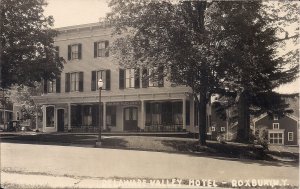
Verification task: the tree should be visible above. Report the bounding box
[108,0,223,145]
[0,0,63,89]
[107,0,299,145]
[8,84,43,128]
[209,2,299,142]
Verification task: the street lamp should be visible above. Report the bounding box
[96,79,103,147]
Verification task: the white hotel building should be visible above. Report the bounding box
[33,22,209,133]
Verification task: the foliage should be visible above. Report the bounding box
[107,0,299,144]
[8,84,42,122]
[206,1,299,142]
[0,0,64,89]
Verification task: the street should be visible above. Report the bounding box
[0,142,298,188]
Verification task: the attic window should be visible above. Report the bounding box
[273,123,279,129]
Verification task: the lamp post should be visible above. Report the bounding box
[96,79,103,146]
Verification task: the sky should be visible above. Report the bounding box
[44,0,111,28]
[43,0,299,94]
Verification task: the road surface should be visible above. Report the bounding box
[1,142,298,188]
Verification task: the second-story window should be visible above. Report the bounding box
[126,69,135,88]
[142,67,164,88]
[43,75,61,94]
[48,80,56,93]
[119,68,140,89]
[91,70,111,91]
[94,41,109,57]
[68,44,82,60]
[65,72,83,92]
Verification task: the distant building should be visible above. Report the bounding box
[253,96,299,146]
[0,92,13,130]
[253,114,298,146]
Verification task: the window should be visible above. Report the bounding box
[211,127,216,131]
[119,68,140,89]
[126,69,135,88]
[273,115,278,120]
[273,123,279,129]
[68,44,82,60]
[46,106,54,127]
[65,72,83,92]
[288,132,294,141]
[94,41,109,57]
[269,132,283,144]
[43,76,61,94]
[91,70,110,91]
[148,67,164,87]
[221,127,225,132]
[71,72,80,91]
[48,80,56,93]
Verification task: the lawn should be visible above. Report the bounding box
[0,132,298,163]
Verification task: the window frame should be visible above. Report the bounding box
[288,132,294,141]
[125,68,135,88]
[70,72,80,92]
[96,70,106,90]
[273,123,280,129]
[48,80,56,93]
[95,40,109,57]
[269,132,284,145]
[221,127,225,132]
[211,126,216,132]
[71,44,79,60]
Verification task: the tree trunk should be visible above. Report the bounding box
[237,91,250,143]
[198,92,207,146]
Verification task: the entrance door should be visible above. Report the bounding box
[124,107,138,131]
[57,109,64,132]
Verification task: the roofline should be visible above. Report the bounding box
[253,113,299,123]
[56,21,114,32]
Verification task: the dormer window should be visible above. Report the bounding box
[273,115,278,120]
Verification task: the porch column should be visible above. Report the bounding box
[68,103,71,131]
[103,102,106,130]
[190,97,195,132]
[182,99,186,130]
[141,100,145,131]
[35,111,39,131]
[42,105,46,132]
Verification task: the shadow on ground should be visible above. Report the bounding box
[0,132,298,167]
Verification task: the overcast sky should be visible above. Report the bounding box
[44,0,110,28]
[44,0,299,94]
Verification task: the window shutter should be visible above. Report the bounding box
[158,66,164,87]
[134,68,140,88]
[105,41,109,57]
[55,46,59,59]
[94,42,97,58]
[43,79,48,94]
[56,75,61,93]
[142,68,148,88]
[65,73,70,92]
[91,71,96,91]
[68,45,71,60]
[79,72,84,92]
[106,70,111,90]
[119,69,125,89]
[78,44,82,59]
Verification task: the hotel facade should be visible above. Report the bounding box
[33,22,210,133]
